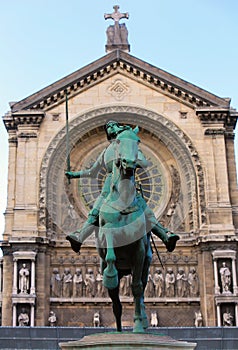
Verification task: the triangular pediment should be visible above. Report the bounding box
[10,50,230,113]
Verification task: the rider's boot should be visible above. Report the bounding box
[66,210,99,253]
[150,221,180,252]
[139,197,179,252]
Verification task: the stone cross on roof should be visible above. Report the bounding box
[104,5,129,24]
[104,5,130,53]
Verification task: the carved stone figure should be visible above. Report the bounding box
[18,308,29,326]
[19,264,30,294]
[73,268,83,297]
[220,262,231,293]
[62,203,79,232]
[165,268,175,297]
[106,25,114,45]
[120,274,132,297]
[153,268,164,297]
[48,311,57,326]
[223,310,233,326]
[51,268,61,297]
[194,311,203,327]
[93,312,100,327]
[95,270,106,297]
[62,268,73,297]
[150,311,158,327]
[145,274,154,297]
[176,268,187,297]
[120,23,129,45]
[84,268,95,297]
[188,267,199,297]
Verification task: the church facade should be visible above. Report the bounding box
[1,9,238,328]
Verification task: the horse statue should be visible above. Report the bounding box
[97,128,150,333]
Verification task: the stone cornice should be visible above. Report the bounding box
[9,50,231,114]
[196,106,237,130]
[3,110,45,132]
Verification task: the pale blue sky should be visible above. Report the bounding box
[0,0,237,239]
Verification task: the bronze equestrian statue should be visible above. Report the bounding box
[65,121,179,332]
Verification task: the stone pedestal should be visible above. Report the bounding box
[59,332,197,349]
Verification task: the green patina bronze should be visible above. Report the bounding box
[65,121,179,333]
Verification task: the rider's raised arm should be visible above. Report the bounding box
[65,150,105,179]
[137,149,148,168]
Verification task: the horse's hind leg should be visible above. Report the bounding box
[108,284,122,332]
[103,231,118,289]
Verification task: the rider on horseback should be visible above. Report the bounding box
[65,120,179,254]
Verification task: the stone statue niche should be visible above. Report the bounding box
[218,260,232,294]
[220,303,235,327]
[17,305,30,327]
[18,262,31,294]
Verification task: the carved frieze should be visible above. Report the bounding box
[49,250,199,301]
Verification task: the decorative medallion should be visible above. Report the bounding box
[107,79,130,100]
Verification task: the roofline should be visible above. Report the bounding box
[10,50,230,112]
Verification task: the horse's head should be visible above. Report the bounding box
[114,128,140,173]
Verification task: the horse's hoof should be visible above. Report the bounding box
[103,267,118,289]
[142,317,149,329]
[66,234,82,253]
[166,233,180,252]
[133,319,145,333]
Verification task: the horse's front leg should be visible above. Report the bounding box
[131,240,146,333]
[103,230,118,289]
[140,234,152,330]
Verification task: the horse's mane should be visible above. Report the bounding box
[116,128,140,142]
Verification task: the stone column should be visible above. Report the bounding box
[0,257,3,293]
[216,303,221,327]
[35,248,48,325]
[1,253,13,325]
[231,257,238,294]
[235,303,238,326]
[3,131,17,241]
[30,259,36,295]
[212,258,220,294]
[12,304,17,327]
[12,257,18,295]
[30,304,35,327]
